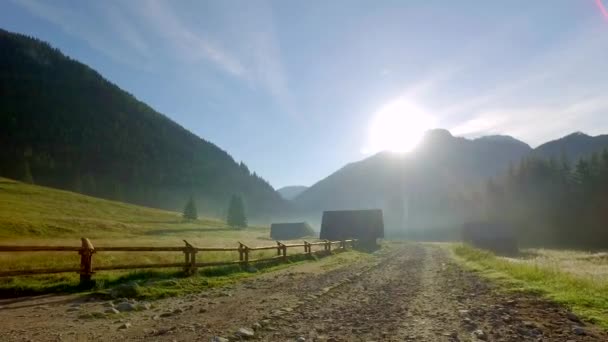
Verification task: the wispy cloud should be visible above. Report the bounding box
[12,0,152,67]
[133,0,244,76]
[13,0,295,116]
[430,20,608,145]
[452,96,608,146]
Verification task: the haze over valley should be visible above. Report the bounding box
[2,2,608,341]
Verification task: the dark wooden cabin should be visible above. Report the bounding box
[320,209,384,246]
[462,221,518,256]
[270,222,315,240]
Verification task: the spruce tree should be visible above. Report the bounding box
[227,194,247,228]
[183,196,198,220]
[22,160,34,184]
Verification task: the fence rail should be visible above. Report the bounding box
[0,238,356,285]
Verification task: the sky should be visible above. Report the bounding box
[2,0,608,188]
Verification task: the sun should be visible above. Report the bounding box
[363,98,437,154]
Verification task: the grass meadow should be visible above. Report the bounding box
[0,178,328,298]
[452,244,608,329]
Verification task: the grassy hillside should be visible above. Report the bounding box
[0,177,229,239]
[0,178,326,297]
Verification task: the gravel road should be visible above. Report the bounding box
[0,243,605,341]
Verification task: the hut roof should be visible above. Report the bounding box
[270,222,315,240]
[320,209,384,241]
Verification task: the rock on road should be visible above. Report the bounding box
[0,243,606,341]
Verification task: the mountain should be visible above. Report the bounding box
[292,129,532,236]
[277,186,309,200]
[0,29,286,220]
[534,132,608,162]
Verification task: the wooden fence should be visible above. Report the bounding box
[0,238,357,285]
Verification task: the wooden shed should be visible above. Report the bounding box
[270,222,315,240]
[320,209,384,246]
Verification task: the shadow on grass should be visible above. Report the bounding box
[143,228,234,235]
[0,252,335,300]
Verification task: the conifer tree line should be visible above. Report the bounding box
[227,194,247,228]
[182,194,248,229]
[478,149,608,249]
[182,196,198,220]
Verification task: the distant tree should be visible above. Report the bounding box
[574,159,591,186]
[21,160,34,184]
[183,196,198,220]
[227,194,247,228]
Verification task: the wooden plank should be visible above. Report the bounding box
[307,242,327,246]
[248,246,279,251]
[196,247,240,252]
[94,246,186,252]
[94,262,187,271]
[0,267,80,277]
[0,246,82,252]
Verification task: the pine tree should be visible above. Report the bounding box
[183,196,198,220]
[227,194,247,228]
[21,160,34,184]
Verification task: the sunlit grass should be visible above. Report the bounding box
[0,177,324,297]
[451,244,608,329]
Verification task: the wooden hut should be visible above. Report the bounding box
[270,222,315,240]
[320,209,384,246]
[462,221,518,256]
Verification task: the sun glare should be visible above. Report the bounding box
[364,98,437,154]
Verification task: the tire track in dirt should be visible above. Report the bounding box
[1,244,607,341]
[248,244,608,342]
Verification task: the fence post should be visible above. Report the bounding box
[304,241,309,255]
[276,241,282,256]
[183,240,197,275]
[326,240,332,253]
[281,243,287,261]
[79,238,95,286]
[238,242,245,262]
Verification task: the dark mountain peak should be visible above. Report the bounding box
[534,132,608,162]
[563,131,591,139]
[424,128,453,139]
[474,135,531,149]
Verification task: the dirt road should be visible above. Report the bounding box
[1,243,606,341]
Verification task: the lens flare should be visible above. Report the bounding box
[597,0,608,20]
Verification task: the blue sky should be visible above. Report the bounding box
[3,0,608,188]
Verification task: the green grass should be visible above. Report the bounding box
[451,244,608,329]
[0,177,232,238]
[0,177,330,297]
[0,250,370,299]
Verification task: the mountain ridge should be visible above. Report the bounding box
[291,129,608,235]
[277,186,309,200]
[0,28,286,220]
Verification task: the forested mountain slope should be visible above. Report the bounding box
[294,129,532,212]
[0,29,286,219]
[534,132,608,162]
[292,129,532,235]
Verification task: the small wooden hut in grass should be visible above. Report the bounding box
[270,222,315,240]
[320,209,384,247]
